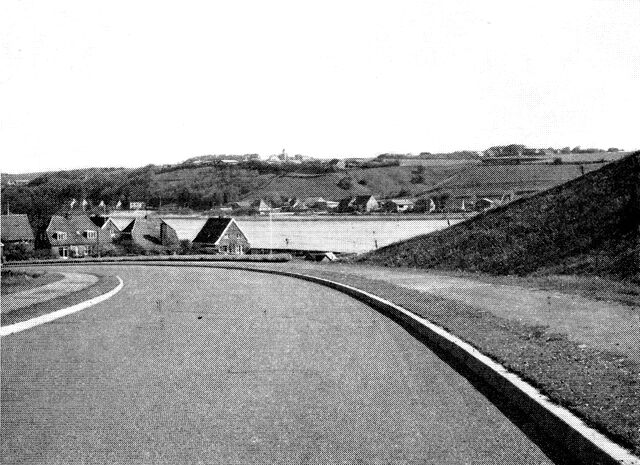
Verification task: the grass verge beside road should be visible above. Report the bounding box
[1,274,120,327]
[1,269,64,295]
[406,269,640,308]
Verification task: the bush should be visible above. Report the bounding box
[3,242,35,261]
[178,239,193,255]
[337,177,353,190]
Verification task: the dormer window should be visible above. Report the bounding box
[86,230,97,240]
[55,231,67,240]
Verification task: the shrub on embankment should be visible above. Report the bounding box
[357,152,640,282]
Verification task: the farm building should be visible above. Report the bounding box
[193,217,250,254]
[337,195,379,213]
[119,218,180,252]
[44,214,105,258]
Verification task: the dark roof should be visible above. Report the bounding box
[90,215,108,227]
[1,214,35,242]
[193,218,234,244]
[123,218,176,247]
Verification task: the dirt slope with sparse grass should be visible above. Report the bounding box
[357,152,640,282]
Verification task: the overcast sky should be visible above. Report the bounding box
[1,0,639,173]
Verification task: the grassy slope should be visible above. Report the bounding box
[358,152,640,281]
[423,162,607,196]
[243,165,465,199]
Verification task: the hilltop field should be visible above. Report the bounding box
[357,152,640,283]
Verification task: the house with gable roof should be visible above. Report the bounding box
[45,213,104,258]
[231,199,272,215]
[1,214,35,246]
[193,217,250,254]
[1,214,36,260]
[118,217,179,252]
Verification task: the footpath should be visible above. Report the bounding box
[1,272,99,314]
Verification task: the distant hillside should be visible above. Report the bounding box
[244,165,465,200]
[357,152,640,282]
[420,163,607,198]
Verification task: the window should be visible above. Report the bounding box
[86,230,97,240]
[58,247,69,258]
[55,231,67,240]
[220,245,228,253]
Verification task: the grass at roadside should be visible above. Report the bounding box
[1,274,120,326]
[408,268,640,308]
[258,265,640,456]
[1,269,64,295]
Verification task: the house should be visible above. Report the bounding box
[45,214,104,258]
[337,195,379,213]
[109,217,135,232]
[90,215,124,241]
[231,199,272,215]
[413,197,437,213]
[302,197,327,209]
[326,159,346,170]
[118,218,179,252]
[381,199,415,213]
[129,201,146,210]
[162,218,208,241]
[1,214,36,259]
[1,214,35,246]
[193,217,250,254]
[282,198,308,212]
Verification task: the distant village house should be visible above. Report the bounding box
[337,195,379,213]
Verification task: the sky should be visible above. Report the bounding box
[1,0,639,173]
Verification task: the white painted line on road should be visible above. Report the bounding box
[0,276,124,337]
[293,274,640,465]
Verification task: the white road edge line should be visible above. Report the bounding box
[297,273,640,465]
[0,276,124,337]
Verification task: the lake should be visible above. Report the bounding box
[161,216,462,253]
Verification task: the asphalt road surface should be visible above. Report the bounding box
[1,265,553,464]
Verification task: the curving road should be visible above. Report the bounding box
[1,265,553,464]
